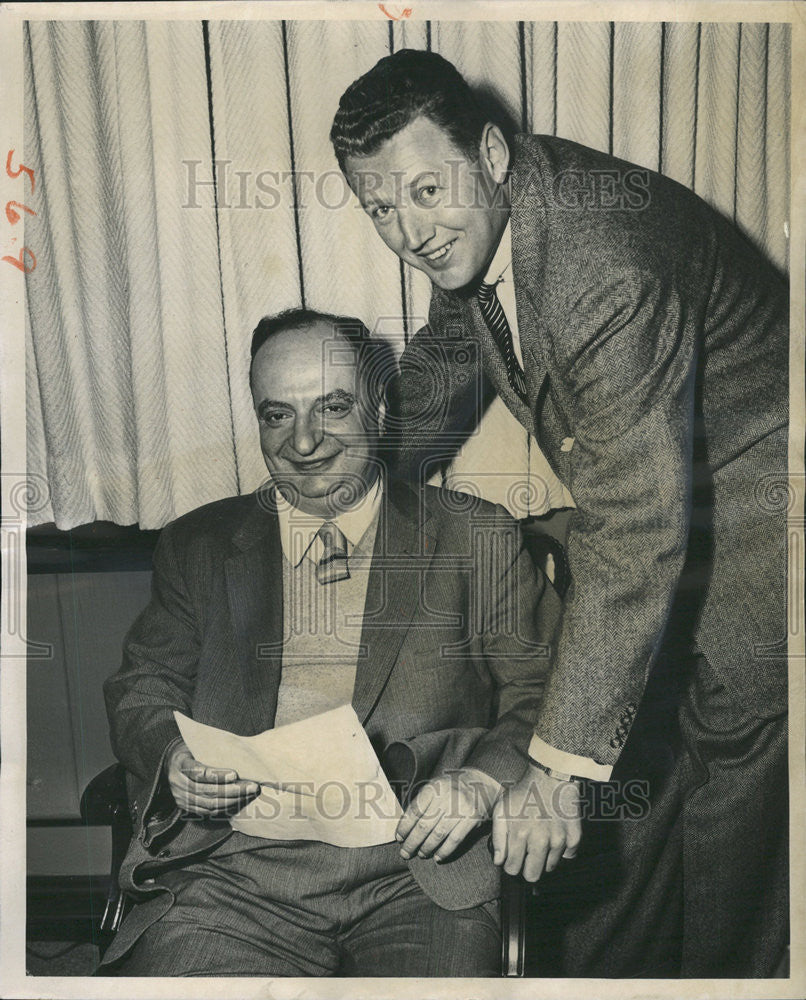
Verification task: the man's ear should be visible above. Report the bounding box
[478,123,510,186]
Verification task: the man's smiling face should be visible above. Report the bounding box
[251,322,379,516]
[344,116,510,291]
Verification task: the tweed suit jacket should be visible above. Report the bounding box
[392,134,788,769]
[103,478,555,944]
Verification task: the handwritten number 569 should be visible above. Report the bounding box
[4,150,37,273]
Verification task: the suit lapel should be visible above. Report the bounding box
[511,269,548,417]
[352,483,436,725]
[225,490,284,735]
[509,159,579,483]
[509,160,549,421]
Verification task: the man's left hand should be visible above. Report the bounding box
[395,769,502,862]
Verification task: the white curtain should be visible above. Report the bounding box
[25,21,237,529]
[24,18,791,529]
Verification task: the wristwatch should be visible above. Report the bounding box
[527,755,582,785]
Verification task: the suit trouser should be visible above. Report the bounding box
[102,837,501,977]
[529,651,788,977]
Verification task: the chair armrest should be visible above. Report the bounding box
[520,520,570,598]
[500,872,530,976]
[80,764,133,938]
[80,763,129,826]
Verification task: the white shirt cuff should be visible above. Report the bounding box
[527,734,613,782]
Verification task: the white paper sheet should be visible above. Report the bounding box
[173,705,403,847]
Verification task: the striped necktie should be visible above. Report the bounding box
[477,280,528,401]
[315,522,350,585]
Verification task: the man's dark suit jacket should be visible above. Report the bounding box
[392,134,788,769]
[103,479,555,960]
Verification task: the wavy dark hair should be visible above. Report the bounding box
[330,49,504,170]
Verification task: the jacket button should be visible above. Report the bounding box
[157,849,171,858]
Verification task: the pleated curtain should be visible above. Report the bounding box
[24,18,791,529]
[25,21,236,529]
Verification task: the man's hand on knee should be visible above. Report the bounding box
[165,739,260,817]
[396,768,502,863]
[491,764,582,882]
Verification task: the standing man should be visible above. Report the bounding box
[331,49,789,977]
[101,308,558,977]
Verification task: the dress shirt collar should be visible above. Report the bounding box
[482,220,513,288]
[274,476,383,567]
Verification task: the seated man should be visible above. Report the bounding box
[99,308,560,977]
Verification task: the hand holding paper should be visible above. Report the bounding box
[165,740,260,817]
[173,705,403,848]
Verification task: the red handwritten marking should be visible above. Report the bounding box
[6,150,35,194]
[6,200,36,225]
[379,4,412,20]
[4,149,38,273]
[2,247,36,273]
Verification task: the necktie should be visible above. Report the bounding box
[315,522,350,585]
[477,280,528,401]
